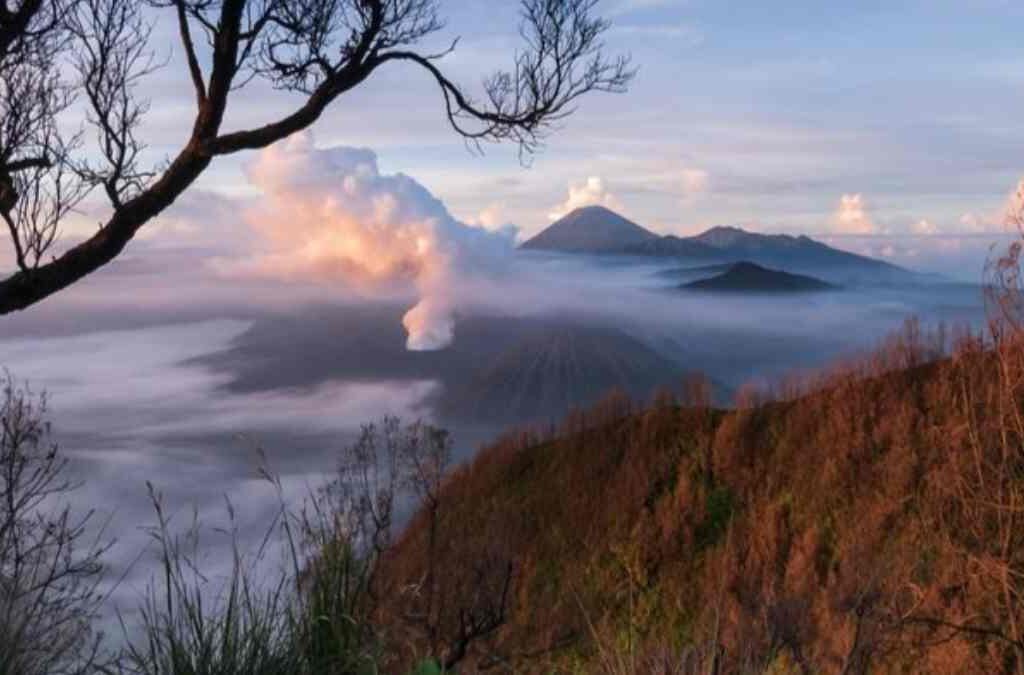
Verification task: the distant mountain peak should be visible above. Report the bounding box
[520,205,657,253]
[701,225,746,235]
[569,204,620,217]
[683,261,837,294]
[693,225,753,248]
[727,260,772,274]
[694,225,808,248]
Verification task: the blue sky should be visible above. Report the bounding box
[82,1,1024,277]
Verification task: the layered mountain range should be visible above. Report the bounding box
[521,205,909,283]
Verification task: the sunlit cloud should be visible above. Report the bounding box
[548,176,625,221]
[679,168,710,202]
[832,193,880,235]
[911,219,938,235]
[467,202,516,233]
[953,177,1024,235]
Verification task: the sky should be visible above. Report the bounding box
[21,0,1024,281]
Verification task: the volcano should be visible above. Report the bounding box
[682,261,837,293]
[438,322,691,424]
[519,205,657,253]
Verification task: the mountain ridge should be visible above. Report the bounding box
[379,326,1020,673]
[521,206,909,281]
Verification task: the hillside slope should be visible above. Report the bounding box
[437,324,692,425]
[691,226,907,280]
[619,234,721,259]
[380,325,1024,673]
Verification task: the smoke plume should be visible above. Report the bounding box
[225,133,515,350]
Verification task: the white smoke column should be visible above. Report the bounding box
[235,133,514,350]
[402,247,455,351]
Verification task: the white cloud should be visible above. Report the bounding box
[679,168,710,201]
[1003,177,1024,229]
[548,176,624,221]
[139,189,247,246]
[910,219,938,235]
[607,0,681,16]
[959,212,994,233]
[612,22,704,46]
[468,202,512,231]
[955,176,1024,234]
[832,193,880,235]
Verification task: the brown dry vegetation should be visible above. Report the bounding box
[374,318,1024,674]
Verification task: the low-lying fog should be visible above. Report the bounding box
[0,247,988,639]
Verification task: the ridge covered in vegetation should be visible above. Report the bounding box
[375,319,1024,673]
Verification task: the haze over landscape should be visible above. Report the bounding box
[2,0,1024,672]
[0,187,988,652]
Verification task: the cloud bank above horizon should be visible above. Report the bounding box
[12,1,1022,285]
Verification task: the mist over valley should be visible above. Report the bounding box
[0,217,987,626]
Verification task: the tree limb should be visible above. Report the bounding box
[0,0,632,313]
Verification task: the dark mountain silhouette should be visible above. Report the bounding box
[690,226,904,276]
[438,323,694,425]
[682,261,837,293]
[522,207,910,282]
[619,234,720,259]
[692,224,773,249]
[655,262,734,281]
[519,205,657,253]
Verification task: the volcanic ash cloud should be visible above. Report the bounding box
[234,133,515,350]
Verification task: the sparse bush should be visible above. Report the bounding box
[0,375,111,675]
[116,485,305,675]
[115,424,407,675]
[693,486,734,553]
[117,416,508,675]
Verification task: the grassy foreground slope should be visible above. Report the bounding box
[379,322,1024,674]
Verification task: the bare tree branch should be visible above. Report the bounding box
[69,0,162,210]
[376,0,634,157]
[0,374,113,675]
[0,0,633,314]
[173,0,207,107]
[0,0,87,274]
